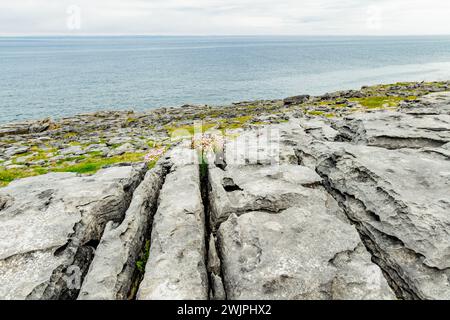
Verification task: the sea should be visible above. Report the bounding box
[1,35,450,123]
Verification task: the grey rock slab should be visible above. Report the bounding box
[318,144,450,269]
[5,164,26,170]
[208,163,344,230]
[333,110,450,149]
[107,136,133,146]
[84,143,107,152]
[0,119,52,137]
[283,95,310,106]
[78,163,167,300]
[59,145,84,156]
[5,145,30,157]
[297,118,339,142]
[224,123,299,166]
[217,209,395,300]
[419,91,450,106]
[108,143,135,157]
[442,142,450,150]
[0,165,146,300]
[136,148,208,300]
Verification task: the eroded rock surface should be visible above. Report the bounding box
[136,148,209,300]
[218,209,394,299]
[289,93,450,299]
[78,162,168,300]
[303,143,450,299]
[0,165,146,300]
[1,89,449,300]
[208,135,394,299]
[333,111,450,149]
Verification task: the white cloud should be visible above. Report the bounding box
[0,0,449,35]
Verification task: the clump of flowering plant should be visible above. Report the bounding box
[144,147,165,163]
[190,133,224,176]
[191,133,224,153]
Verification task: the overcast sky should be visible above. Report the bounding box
[1,0,450,36]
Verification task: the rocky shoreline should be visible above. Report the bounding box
[0,81,449,187]
[0,81,449,300]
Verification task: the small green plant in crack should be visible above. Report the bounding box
[200,155,208,181]
[136,240,151,274]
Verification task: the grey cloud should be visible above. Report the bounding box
[0,0,449,35]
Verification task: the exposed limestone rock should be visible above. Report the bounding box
[136,148,208,300]
[0,194,13,210]
[310,143,450,299]
[286,95,450,299]
[108,143,135,157]
[78,163,167,300]
[333,111,450,149]
[418,91,450,106]
[0,118,53,137]
[283,95,310,106]
[0,165,146,300]
[217,209,395,300]
[208,164,345,230]
[1,86,449,301]
[4,145,30,157]
[442,142,450,150]
[209,130,394,299]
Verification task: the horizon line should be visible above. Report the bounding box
[1,33,450,38]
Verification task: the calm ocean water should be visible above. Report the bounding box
[1,36,450,123]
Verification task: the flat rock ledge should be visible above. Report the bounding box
[0,91,449,300]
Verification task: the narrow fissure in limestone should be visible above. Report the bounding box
[127,163,171,300]
[200,159,227,300]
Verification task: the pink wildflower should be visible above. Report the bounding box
[144,147,165,163]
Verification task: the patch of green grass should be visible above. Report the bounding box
[0,151,158,187]
[308,110,337,118]
[307,110,325,116]
[58,162,104,174]
[218,115,253,131]
[0,167,48,187]
[361,81,448,98]
[63,132,78,139]
[53,152,146,174]
[33,167,49,175]
[393,81,414,86]
[0,139,17,145]
[349,96,404,109]
[318,100,335,106]
[25,146,56,162]
[147,140,157,148]
[166,122,217,138]
[0,168,28,185]
[88,151,103,157]
[126,117,137,125]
